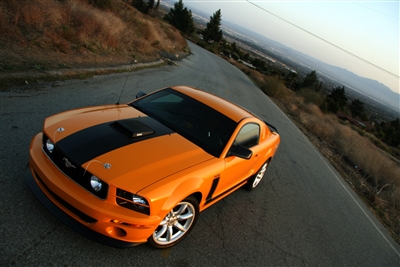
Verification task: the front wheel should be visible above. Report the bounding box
[148,196,199,249]
[245,160,270,191]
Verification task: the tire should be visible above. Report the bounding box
[147,196,199,249]
[245,160,270,191]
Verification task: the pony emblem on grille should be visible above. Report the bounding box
[63,157,76,169]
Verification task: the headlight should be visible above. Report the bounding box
[116,189,150,215]
[46,139,54,153]
[90,176,103,192]
[132,195,148,207]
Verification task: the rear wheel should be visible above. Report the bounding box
[245,160,270,191]
[148,196,198,248]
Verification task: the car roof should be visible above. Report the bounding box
[171,86,254,123]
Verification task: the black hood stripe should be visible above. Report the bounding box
[56,116,174,165]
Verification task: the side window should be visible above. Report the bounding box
[234,123,260,149]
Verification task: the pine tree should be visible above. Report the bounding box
[133,0,159,15]
[302,70,318,89]
[350,99,366,119]
[164,0,195,34]
[132,0,146,13]
[202,9,222,44]
[327,86,347,112]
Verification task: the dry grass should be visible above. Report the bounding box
[287,93,400,242]
[231,59,400,243]
[0,0,187,72]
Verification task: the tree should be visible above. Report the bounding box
[202,9,223,44]
[222,49,231,57]
[322,97,340,114]
[230,42,243,59]
[323,86,348,113]
[251,58,265,70]
[164,0,195,34]
[285,71,298,88]
[386,118,400,147]
[133,0,160,15]
[350,99,366,119]
[231,42,237,53]
[329,86,347,107]
[132,0,146,13]
[377,118,400,147]
[302,70,318,89]
[231,52,240,60]
[147,0,155,13]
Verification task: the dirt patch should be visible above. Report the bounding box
[0,38,186,90]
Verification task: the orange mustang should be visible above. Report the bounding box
[26,86,280,248]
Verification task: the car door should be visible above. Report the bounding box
[215,122,264,195]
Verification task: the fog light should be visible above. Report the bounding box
[90,176,102,192]
[105,226,127,237]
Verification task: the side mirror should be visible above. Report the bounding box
[136,91,147,99]
[228,145,252,159]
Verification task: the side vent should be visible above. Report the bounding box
[112,119,154,138]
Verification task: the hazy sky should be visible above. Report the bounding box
[183,0,399,95]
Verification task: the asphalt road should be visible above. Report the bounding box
[1,41,399,266]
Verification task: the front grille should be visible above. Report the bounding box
[35,171,98,223]
[42,133,108,199]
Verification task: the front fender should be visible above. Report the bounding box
[160,177,204,212]
[139,176,205,220]
[140,158,224,218]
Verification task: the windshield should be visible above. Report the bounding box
[130,88,237,158]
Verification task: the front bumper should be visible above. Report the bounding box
[24,166,139,248]
[26,133,160,248]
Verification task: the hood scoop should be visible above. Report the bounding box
[112,119,154,138]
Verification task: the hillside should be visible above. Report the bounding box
[226,22,400,112]
[289,53,400,110]
[0,0,188,85]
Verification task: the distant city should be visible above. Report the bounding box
[162,1,399,120]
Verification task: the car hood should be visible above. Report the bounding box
[44,104,214,192]
[92,134,213,192]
